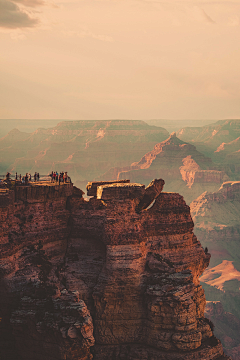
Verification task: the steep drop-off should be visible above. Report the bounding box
[0,180,230,360]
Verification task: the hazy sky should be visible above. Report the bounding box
[0,0,240,120]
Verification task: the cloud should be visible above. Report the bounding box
[0,0,39,28]
[11,0,46,7]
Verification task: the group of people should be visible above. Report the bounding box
[15,172,40,183]
[3,171,70,185]
[49,171,70,184]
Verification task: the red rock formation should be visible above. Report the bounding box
[0,180,231,359]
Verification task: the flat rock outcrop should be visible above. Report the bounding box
[0,180,230,359]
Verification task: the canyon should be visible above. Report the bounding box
[190,181,240,359]
[102,132,228,204]
[0,120,169,185]
[0,179,230,360]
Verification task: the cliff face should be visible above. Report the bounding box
[0,181,230,360]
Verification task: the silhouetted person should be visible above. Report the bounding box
[15,172,17,180]
[204,247,208,254]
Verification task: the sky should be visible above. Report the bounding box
[0,0,240,120]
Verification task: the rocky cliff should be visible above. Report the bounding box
[0,180,230,360]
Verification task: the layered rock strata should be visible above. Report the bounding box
[0,181,230,359]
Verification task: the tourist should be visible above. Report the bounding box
[25,173,28,184]
[15,172,17,180]
[56,171,58,182]
[53,172,56,182]
[19,174,22,182]
[64,172,67,183]
[29,173,31,181]
[37,173,40,181]
[34,172,37,182]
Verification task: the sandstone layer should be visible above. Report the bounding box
[0,180,230,359]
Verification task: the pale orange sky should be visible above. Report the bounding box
[0,0,240,120]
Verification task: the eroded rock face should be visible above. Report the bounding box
[11,291,94,360]
[0,180,231,359]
